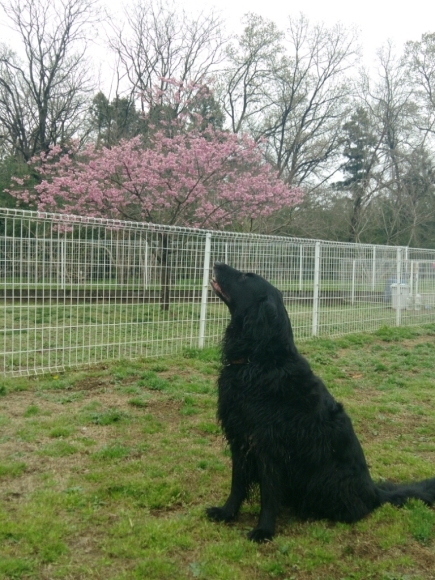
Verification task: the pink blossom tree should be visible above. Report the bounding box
[10,80,302,227]
[11,131,301,230]
[8,82,302,307]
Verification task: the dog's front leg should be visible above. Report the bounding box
[206,448,251,523]
[248,468,279,542]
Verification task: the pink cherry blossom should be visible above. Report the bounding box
[9,82,302,230]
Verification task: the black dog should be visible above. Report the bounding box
[207,262,435,542]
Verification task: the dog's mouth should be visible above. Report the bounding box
[211,275,230,302]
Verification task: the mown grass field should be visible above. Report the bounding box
[1,324,435,579]
[2,298,435,376]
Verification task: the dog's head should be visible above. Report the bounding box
[211,262,293,353]
[211,262,278,312]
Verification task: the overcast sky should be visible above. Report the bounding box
[2,0,434,92]
[3,0,434,62]
[178,0,435,66]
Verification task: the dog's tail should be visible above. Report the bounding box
[376,477,435,507]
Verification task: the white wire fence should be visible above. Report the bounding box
[1,208,435,376]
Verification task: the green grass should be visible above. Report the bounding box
[1,297,435,377]
[2,275,435,294]
[1,324,435,579]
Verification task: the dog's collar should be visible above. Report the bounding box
[226,358,250,366]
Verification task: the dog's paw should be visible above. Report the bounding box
[247,527,274,543]
[206,506,234,522]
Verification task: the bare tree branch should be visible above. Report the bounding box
[0,0,99,160]
[108,0,226,114]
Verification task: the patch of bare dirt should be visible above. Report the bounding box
[400,336,435,348]
[71,376,113,390]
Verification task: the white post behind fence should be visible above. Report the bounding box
[144,240,149,289]
[299,245,304,291]
[410,261,414,296]
[199,233,212,348]
[351,260,356,305]
[372,247,376,291]
[60,238,66,290]
[312,242,320,336]
[396,247,402,327]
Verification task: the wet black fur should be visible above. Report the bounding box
[206,263,435,542]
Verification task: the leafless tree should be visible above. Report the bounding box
[264,16,360,189]
[220,14,360,190]
[347,42,435,247]
[405,32,435,139]
[0,0,98,161]
[219,13,284,135]
[108,0,225,115]
[358,43,423,244]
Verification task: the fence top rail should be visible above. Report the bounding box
[1,206,434,255]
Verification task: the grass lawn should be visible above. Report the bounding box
[2,299,435,376]
[1,324,435,579]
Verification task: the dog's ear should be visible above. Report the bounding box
[258,294,278,324]
[246,294,279,342]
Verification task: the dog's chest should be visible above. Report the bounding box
[217,372,281,432]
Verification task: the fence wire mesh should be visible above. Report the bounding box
[1,208,435,376]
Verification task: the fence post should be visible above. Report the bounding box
[60,238,66,290]
[299,245,304,291]
[372,246,376,291]
[199,232,212,348]
[144,240,149,289]
[312,241,320,337]
[410,260,414,296]
[351,260,356,305]
[396,247,402,327]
